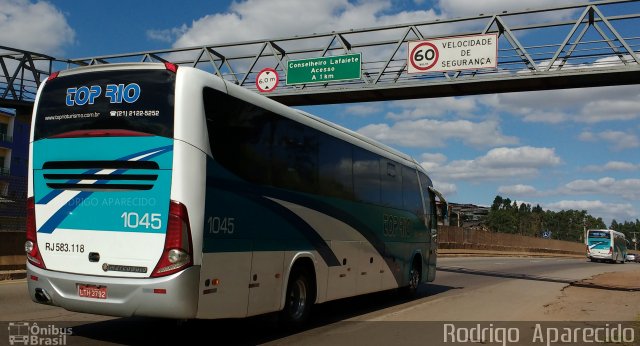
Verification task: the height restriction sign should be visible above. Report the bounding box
[256,68,279,92]
[408,34,498,74]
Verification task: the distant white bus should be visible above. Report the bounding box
[26,62,447,326]
[586,229,627,263]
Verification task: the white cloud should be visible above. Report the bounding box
[172,0,439,49]
[579,99,640,123]
[584,161,639,172]
[498,184,538,196]
[0,0,74,55]
[147,24,188,43]
[478,85,640,125]
[544,200,637,223]
[599,131,640,150]
[429,161,535,181]
[578,131,596,142]
[436,0,584,18]
[386,97,478,120]
[562,177,640,200]
[421,146,561,181]
[344,104,383,117]
[421,152,448,172]
[477,146,561,168]
[356,119,517,148]
[421,152,448,163]
[578,130,640,151]
[433,180,457,196]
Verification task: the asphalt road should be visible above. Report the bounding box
[1,257,639,345]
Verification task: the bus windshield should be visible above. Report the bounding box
[34,69,175,140]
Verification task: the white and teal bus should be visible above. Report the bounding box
[26,62,446,325]
[586,229,627,263]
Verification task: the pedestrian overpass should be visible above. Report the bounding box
[2,0,640,114]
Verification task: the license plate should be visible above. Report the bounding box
[78,284,107,299]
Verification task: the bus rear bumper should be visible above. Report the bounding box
[587,254,614,262]
[27,263,200,319]
[588,253,612,259]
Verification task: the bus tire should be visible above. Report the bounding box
[280,266,314,329]
[401,257,422,299]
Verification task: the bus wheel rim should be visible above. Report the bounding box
[289,278,307,320]
[409,268,420,289]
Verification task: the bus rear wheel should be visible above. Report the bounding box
[280,267,314,328]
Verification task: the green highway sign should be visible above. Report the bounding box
[286,53,362,85]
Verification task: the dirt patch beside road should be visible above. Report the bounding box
[542,268,640,321]
[577,269,640,291]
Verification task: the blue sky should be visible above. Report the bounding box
[2,0,639,224]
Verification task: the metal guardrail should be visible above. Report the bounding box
[1,0,640,107]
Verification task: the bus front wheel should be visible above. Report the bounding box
[401,257,422,299]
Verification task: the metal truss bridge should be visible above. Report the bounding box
[2,0,640,111]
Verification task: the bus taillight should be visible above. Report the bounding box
[25,197,46,269]
[46,71,60,81]
[608,246,613,254]
[151,201,193,277]
[164,62,178,73]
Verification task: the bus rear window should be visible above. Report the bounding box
[588,231,610,239]
[34,69,175,140]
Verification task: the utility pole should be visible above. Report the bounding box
[631,232,639,251]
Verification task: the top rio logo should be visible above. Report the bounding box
[65,83,141,106]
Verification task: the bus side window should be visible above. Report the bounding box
[380,158,402,209]
[271,118,319,194]
[204,87,273,186]
[318,134,354,200]
[353,148,381,204]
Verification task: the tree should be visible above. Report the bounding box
[610,219,619,230]
[491,196,504,211]
[485,195,607,242]
[533,204,543,213]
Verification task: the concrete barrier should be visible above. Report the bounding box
[0,231,26,270]
[0,231,26,269]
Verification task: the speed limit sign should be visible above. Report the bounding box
[408,42,439,72]
[408,35,498,74]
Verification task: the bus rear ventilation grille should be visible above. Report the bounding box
[42,160,158,191]
[42,160,159,170]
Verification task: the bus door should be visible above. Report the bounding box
[418,173,442,282]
